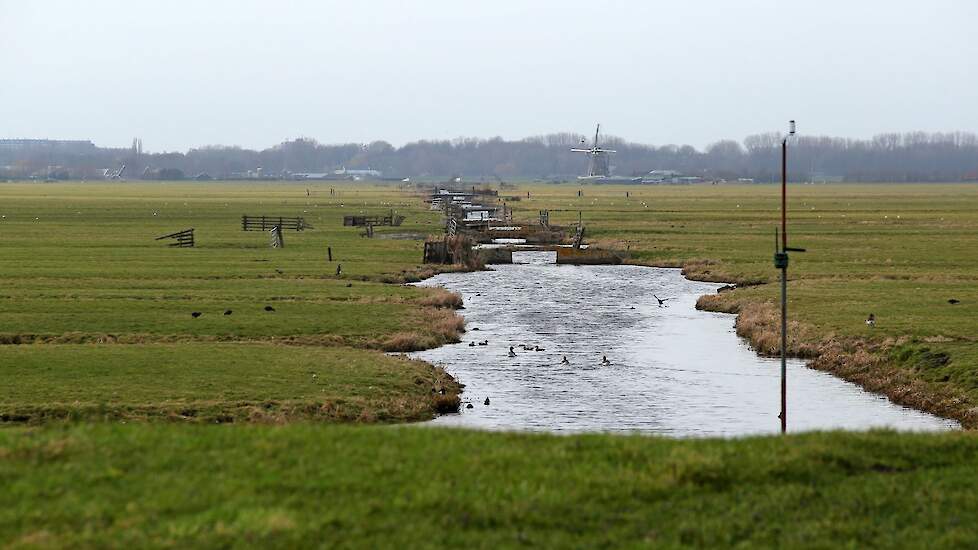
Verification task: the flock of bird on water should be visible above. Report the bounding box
[181,282,964,411]
[459,294,678,410]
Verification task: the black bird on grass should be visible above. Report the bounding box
[949,299,960,305]
[224,310,232,315]
[866,313,876,327]
[191,312,202,318]
[264,305,276,312]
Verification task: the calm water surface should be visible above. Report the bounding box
[411,252,956,437]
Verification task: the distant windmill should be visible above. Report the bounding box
[571,124,616,179]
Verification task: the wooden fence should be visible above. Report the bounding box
[242,215,309,232]
[343,211,405,227]
[155,228,194,248]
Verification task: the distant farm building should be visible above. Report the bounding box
[333,168,382,179]
[642,170,701,184]
[291,172,333,180]
[290,168,383,181]
[810,172,845,183]
[0,139,97,155]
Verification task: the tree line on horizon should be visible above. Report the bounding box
[2,131,977,182]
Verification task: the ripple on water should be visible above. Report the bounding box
[411,252,957,437]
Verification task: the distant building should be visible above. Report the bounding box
[810,172,844,183]
[291,172,334,180]
[334,167,382,179]
[0,139,96,154]
[642,170,683,184]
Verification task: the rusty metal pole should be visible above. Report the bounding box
[780,135,788,434]
[777,120,796,434]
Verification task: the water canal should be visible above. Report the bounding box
[411,252,957,437]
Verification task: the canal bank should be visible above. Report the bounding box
[411,252,956,436]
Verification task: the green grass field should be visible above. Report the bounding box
[0,182,464,423]
[3,180,978,546]
[3,425,978,547]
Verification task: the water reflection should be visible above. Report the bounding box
[411,252,957,436]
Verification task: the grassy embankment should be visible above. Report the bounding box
[505,183,978,426]
[4,425,978,547]
[0,182,464,423]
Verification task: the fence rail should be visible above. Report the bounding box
[343,211,405,227]
[155,228,195,248]
[242,215,309,232]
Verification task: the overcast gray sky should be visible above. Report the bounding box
[2,0,976,152]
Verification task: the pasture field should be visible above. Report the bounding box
[0,182,464,423]
[3,180,978,546]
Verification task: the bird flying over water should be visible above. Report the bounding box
[653,294,673,307]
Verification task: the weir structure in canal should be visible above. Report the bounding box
[422,186,628,265]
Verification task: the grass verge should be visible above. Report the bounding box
[3,425,978,547]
